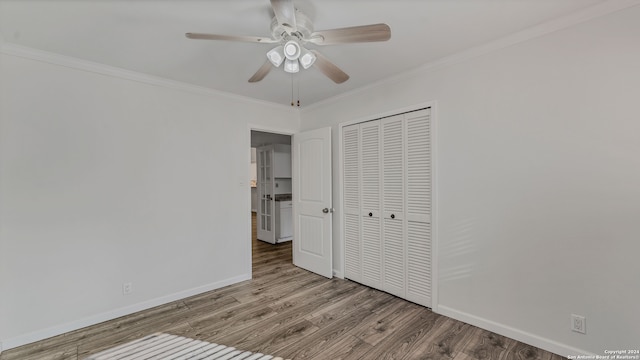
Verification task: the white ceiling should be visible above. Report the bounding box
[0,0,607,107]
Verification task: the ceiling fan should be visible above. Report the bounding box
[186,0,391,84]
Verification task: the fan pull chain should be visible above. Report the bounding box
[297,77,300,107]
[289,74,301,107]
[291,73,295,107]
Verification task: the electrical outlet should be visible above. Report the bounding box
[122,282,133,295]
[571,314,586,334]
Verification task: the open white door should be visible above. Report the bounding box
[292,127,333,278]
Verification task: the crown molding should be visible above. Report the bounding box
[303,0,640,112]
[0,42,295,112]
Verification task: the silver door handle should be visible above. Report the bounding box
[322,208,335,213]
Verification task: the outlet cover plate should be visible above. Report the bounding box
[571,314,586,334]
[123,282,133,295]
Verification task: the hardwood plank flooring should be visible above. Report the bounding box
[0,213,566,360]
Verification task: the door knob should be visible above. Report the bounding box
[368,212,373,217]
[323,208,329,213]
[391,214,395,219]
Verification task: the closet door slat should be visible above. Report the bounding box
[343,125,361,281]
[382,115,405,297]
[359,121,382,288]
[405,109,432,307]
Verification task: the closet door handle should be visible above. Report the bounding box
[368,212,373,217]
[390,214,395,219]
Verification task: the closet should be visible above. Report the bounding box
[343,108,432,307]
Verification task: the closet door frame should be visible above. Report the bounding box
[337,101,438,311]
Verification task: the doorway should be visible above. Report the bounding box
[250,130,294,271]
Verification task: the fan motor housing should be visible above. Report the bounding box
[270,10,313,41]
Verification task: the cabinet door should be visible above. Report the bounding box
[381,115,405,297]
[343,125,361,282]
[359,121,382,289]
[405,109,432,307]
[273,144,292,178]
[278,202,293,240]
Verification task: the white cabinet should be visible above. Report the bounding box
[342,108,432,308]
[275,201,293,242]
[273,144,291,178]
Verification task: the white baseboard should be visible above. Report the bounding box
[2,274,251,351]
[332,269,344,279]
[436,305,594,357]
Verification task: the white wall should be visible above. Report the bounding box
[274,179,292,195]
[301,6,640,355]
[0,50,298,348]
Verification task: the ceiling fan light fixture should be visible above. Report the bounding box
[283,40,301,60]
[284,59,300,73]
[299,48,316,69]
[266,45,285,67]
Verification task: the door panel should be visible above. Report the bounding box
[257,146,275,243]
[343,125,361,281]
[405,109,432,307]
[406,221,431,305]
[406,110,431,223]
[298,215,325,256]
[293,127,333,278]
[344,213,361,281]
[361,216,382,287]
[359,121,382,288]
[382,115,405,297]
[360,122,381,214]
[382,218,404,296]
[382,116,404,215]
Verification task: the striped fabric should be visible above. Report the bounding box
[85,333,289,360]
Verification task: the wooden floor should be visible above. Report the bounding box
[1,213,565,360]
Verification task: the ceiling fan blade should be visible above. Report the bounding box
[308,23,391,45]
[270,0,297,32]
[248,61,273,83]
[311,50,349,84]
[185,33,278,44]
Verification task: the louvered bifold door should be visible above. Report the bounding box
[404,109,432,307]
[359,121,383,289]
[343,125,361,282]
[381,115,406,297]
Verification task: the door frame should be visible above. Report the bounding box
[248,125,295,272]
[336,101,439,311]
